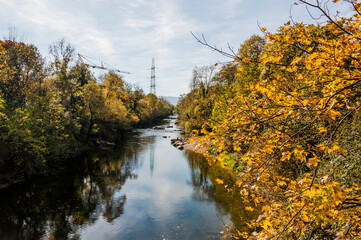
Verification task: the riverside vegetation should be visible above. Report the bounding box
[176,0,361,239]
[0,38,173,183]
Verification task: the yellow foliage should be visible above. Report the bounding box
[215,178,224,184]
[187,1,361,237]
[245,206,254,211]
[178,1,361,238]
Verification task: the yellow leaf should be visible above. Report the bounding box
[308,156,319,166]
[301,213,310,222]
[329,109,341,120]
[245,206,254,211]
[262,205,271,212]
[332,145,340,151]
[280,151,291,161]
[340,147,347,157]
[215,178,224,184]
[318,127,328,133]
[263,219,272,230]
[278,181,287,186]
[236,180,242,187]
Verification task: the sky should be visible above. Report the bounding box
[0,0,351,97]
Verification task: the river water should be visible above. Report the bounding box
[0,117,250,240]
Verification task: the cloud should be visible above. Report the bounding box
[0,0,115,55]
[0,0,317,97]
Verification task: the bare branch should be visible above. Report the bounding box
[190,31,239,60]
[329,105,361,143]
[299,0,361,40]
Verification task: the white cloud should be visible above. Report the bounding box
[0,0,115,55]
[0,0,317,96]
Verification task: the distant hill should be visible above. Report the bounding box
[159,96,179,106]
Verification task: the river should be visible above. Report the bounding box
[0,117,251,240]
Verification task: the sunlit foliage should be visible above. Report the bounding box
[0,39,173,177]
[177,1,361,238]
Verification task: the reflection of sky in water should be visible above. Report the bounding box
[79,120,231,239]
[0,118,240,240]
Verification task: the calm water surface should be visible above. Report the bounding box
[0,117,251,240]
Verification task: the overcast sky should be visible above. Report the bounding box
[0,0,350,97]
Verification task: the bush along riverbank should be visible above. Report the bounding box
[176,2,361,239]
[0,39,173,186]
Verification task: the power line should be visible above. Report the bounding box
[78,54,130,74]
[150,58,156,95]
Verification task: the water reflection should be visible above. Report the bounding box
[184,151,255,236]
[0,119,255,240]
[0,139,145,240]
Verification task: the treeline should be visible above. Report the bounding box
[177,1,361,239]
[0,38,173,177]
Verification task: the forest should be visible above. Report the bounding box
[0,38,173,181]
[176,0,361,239]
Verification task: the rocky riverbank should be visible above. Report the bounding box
[171,137,203,152]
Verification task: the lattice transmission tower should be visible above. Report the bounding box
[150,58,156,95]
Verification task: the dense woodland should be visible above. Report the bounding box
[177,0,361,239]
[0,38,173,179]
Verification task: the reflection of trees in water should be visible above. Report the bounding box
[184,150,256,236]
[0,176,90,240]
[103,195,127,222]
[186,151,215,202]
[0,135,152,240]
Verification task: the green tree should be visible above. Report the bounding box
[0,40,46,110]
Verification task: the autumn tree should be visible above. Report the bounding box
[178,1,361,239]
[0,37,173,179]
[48,38,77,107]
[0,40,46,109]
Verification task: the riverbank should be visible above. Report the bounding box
[0,116,245,240]
[0,39,175,190]
[0,116,175,189]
